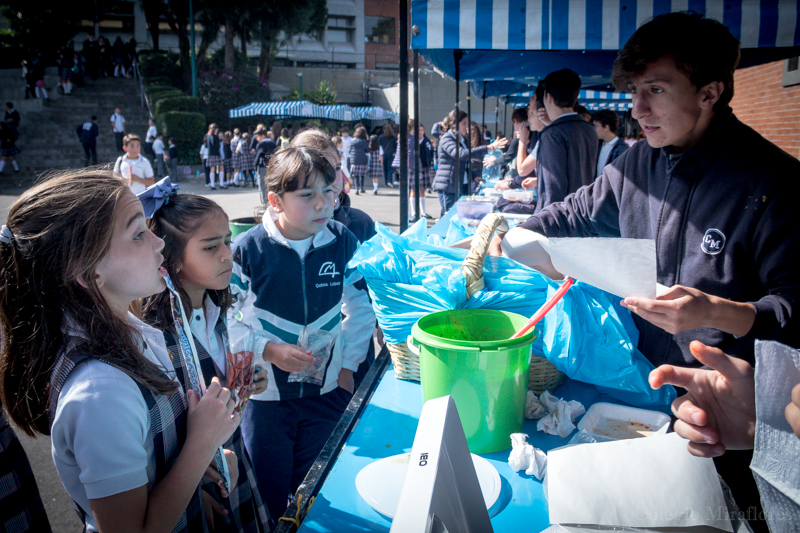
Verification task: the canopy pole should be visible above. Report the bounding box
[494,98,499,137]
[399,0,409,232]
[454,50,461,203]
[413,51,420,223]
[466,82,472,197]
[503,101,508,139]
[481,81,486,140]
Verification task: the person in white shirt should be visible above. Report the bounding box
[152,133,165,178]
[113,134,154,194]
[144,118,157,163]
[110,107,126,153]
[340,126,353,177]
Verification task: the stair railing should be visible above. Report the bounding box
[133,61,153,120]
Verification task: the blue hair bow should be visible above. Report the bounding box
[136,177,180,219]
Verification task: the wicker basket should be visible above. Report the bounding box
[388,213,565,392]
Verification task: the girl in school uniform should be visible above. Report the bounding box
[367,134,382,195]
[206,124,223,190]
[347,126,369,195]
[140,186,272,532]
[231,128,243,186]
[0,170,240,532]
[238,133,256,187]
[222,131,233,189]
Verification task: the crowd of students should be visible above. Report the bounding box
[1,11,799,533]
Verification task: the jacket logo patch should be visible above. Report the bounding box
[701,229,726,255]
[318,261,340,278]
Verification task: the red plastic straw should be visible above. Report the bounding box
[510,277,575,339]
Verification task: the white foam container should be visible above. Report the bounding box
[577,402,671,442]
[502,190,535,202]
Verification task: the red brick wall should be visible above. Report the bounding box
[365,0,400,69]
[730,60,800,159]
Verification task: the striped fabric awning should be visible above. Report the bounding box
[412,1,800,84]
[228,102,398,121]
[412,0,800,51]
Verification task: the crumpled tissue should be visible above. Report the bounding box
[526,390,585,438]
[508,433,547,480]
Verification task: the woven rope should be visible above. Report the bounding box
[391,213,563,389]
[462,213,509,299]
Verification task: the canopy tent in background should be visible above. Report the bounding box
[502,89,633,112]
[412,0,800,86]
[228,101,399,122]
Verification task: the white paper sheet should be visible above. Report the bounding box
[501,228,657,299]
[547,433,733,532]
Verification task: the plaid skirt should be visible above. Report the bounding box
[408,167,432,190]
[350,163,367,179]
[224,158,233,174]
[239,150,256,172]
[1,409,52,532]
[368,153,382,179]
[207,155,223,168]
[1,146,21,157]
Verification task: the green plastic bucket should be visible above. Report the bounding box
[409,309,538,454]
[230,217,258,239]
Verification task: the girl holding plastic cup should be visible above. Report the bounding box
[140,184,271,532]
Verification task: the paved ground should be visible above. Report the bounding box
[0,177,438,530]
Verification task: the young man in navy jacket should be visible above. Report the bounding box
[491,14,799,526]
[534,69,599,212]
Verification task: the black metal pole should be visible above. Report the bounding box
[494,98,499,137]
[413,51,420,222]
[399,0,409,231]
[503,101,508,138]
[466,82,472,196]
[454,50,461,202]
[482,81,486,139]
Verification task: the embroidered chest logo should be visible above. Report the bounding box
[318,261,340,278]
[701,229,726,255]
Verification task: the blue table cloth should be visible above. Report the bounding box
[298,365,661,532]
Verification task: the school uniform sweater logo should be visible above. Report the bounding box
[318,261,339,278]
[701,229,726,255]
[316,261,341,289]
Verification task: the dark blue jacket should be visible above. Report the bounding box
[521,110,800,367]
[596,137,629,176]
[534,114,598,213]
[348,137,369,166]
[254,138,276,168]
[76,121,99,145]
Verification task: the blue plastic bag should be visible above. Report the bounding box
[350,221,676,407]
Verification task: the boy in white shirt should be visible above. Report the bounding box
[113,134,154,194]
[110,107,126,153]
[152,133,165,178]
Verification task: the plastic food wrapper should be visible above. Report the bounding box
[348,220,676,408]
[226,327,256,414]
[288,326,336,386]
[751,340,800,533]
[508,433,547,480]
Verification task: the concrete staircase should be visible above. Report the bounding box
[0,69,151,188]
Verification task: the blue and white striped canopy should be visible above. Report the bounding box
[413,0,800,84]
[229,102,398,122]
[412,0,800,51]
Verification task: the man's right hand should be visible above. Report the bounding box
[263,342,315,373]
[494,179,511,191]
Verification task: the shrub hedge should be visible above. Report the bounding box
[155,96,200,115]
[158,111,206,166]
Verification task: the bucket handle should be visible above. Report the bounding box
[406,335,421,356]
[462,213,509,299]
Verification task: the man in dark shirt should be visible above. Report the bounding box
[491,15,799,526]
[254,127,276,204]
[534,69,598,213]
[76,115,99,167]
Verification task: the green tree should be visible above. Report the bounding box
[252,0,328,81]
[0,2,92,64]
